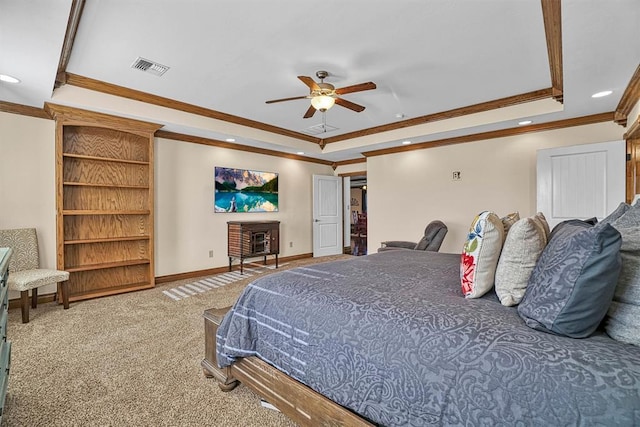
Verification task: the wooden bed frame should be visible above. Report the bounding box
[202,307,373,426]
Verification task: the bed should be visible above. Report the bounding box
[203,250,640,426]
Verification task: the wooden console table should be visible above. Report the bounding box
[227,221,279,274]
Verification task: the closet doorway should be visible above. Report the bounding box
[349,175,367,256]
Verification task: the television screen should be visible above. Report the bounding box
[214,167,279,213]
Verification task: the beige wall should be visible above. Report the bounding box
[0,112,58,296]
[0,110,631,286]
[0,112,333,288]
[367,122,626,254]
[155,137,333,276]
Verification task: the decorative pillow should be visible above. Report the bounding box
[461,211,505,298]
[501,211,520,237]
[535,211,551,239]
[606,302,640,345]
[583,217,599,225]
[604,203,640,345]
[518,220,622,338]
[494,214,548,306]
[598,202,630,226]
[548,216,598,241]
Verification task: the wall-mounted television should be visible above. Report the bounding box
[214,167,279,213]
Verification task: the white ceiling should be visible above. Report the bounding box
[1,0,639,162]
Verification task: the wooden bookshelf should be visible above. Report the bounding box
[48,104,162,302]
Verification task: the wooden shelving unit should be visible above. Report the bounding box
[48,104,162,302]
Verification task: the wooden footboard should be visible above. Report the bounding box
[202,307,373,427]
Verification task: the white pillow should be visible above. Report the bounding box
[494,213,549,306]
[461,211,504,298]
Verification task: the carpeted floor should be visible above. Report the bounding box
[2,254,352,427]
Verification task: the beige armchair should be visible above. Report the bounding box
[0,228,69,323]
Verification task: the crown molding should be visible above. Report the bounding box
[64,73,322,144]
[155,130,333,166]
[55,0,85,88]
[625,116,640,139]
[363,112,615,157]
[541,0,563,103]
[615,64,640,127]
[0,101,50,119]
[45,103,163,137]
[334,158,366,167]
[320,88,555,145]
[338,171,367,178]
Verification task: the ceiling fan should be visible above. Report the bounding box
[265,70,377,119]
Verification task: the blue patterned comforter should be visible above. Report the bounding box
[216,250,640,426]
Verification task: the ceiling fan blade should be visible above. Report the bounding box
[303,105,316,119]
[265,95,308,104]
[334,81,376,95]
[335,97,366,112]
[298,76,320,91]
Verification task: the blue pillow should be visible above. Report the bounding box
[518,220,622,338]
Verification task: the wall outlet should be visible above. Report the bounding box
[452,171,461,180]
[289,241,293,248]
[208,250,214,258]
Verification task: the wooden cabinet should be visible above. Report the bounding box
[48,105,162,302]
[0,247,12,422]
[228,221,280,274]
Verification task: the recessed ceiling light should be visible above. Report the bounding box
[402,140,412,145]
[592,90,612,98]
[296,151,304,155]
[518,120,533,125]
[395,113,406,119]
[225,138,236,142]
[0,74,20,84]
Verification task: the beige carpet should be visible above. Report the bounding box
[2,254,352,427]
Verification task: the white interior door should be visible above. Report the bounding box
[537,140,625,229]
[313,175,343,257]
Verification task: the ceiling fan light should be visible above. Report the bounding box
[311,95,335,111]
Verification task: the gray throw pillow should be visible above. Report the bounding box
[518,220,622,338]
[606,302,640,345]
[598,202,630,226]
[604,203,640,345]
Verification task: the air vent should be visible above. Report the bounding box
[131,57,170,76]
[303,123,339,135]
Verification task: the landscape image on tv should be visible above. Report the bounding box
[214,167,279,213]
